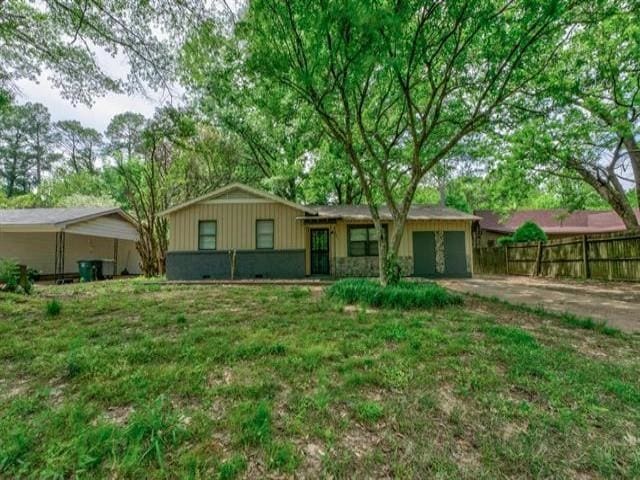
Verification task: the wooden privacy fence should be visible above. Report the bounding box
[473,232,640,281]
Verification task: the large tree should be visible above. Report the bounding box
[506,2,640,230]
[117,107,196,276]
[0,1,210,103]
[227,0,579,283]
[181,22,326,201]
[24,103,59,185]
[105,112,146,161]
[55,120,103,174]
[0,104,31,195]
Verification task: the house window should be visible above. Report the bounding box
[348,225,385,256]
[256,219,274,249]
[198,221,217,250]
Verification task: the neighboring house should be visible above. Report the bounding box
[0,207,141,279]
[161,183,479,280]
[474,209,640,247]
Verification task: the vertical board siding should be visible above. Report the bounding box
[0,231,141,275]
[168,202,306,251]
[0,231,57,274]
[474,233,640,281]
[65,214,138,241]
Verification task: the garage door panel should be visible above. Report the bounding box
[444,231,468,276]
[413,231,436,276]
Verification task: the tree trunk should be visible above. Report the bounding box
[622,136,640,210]
[375,217,389,286]
[573,162,640,231]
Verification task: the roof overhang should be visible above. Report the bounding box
[297,215,479,222]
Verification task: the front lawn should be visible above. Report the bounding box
[1,281,638,478]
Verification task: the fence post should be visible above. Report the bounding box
[582,235,589,279]
[534,241,543,277]
[504,245,509,275]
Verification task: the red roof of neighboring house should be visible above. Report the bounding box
[475,209,640,235]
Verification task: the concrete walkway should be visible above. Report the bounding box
[441,275,640,333]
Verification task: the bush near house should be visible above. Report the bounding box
[327,278,463,309]
[497,220,548,246]
[0,258,32,294]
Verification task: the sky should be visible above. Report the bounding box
[13,48,176,133]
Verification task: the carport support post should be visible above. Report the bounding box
[113,239,118,278]
[54,231,65,282]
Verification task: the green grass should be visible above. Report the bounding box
[0,280,639,478]
[45,298,61,316]
[327,278,464,309]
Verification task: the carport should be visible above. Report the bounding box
[0,207,141,280]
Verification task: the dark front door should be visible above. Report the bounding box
[310,229,330,275]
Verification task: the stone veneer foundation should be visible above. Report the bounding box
[334,256,413,277]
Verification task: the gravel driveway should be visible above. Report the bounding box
[441,275,640,333]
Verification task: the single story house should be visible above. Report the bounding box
[474,208,640,247]
[161,183,478,280]
[0,207,141,279]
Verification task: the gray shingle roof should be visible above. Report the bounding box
[311,204,479,221]
[0,207,122,226]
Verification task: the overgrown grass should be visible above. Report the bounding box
[0,280,638,478]
[327,278,464,309]
[45,299,61,316]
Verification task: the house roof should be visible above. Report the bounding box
[159,183,317,216]
[0,207,136,230]
[476,209,640,234]
[160,182,477,221]
[310,204,480,221]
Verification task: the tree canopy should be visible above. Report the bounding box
[2,0,639,281]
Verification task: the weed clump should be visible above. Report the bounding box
[46,299,62,316]
[327,279,463,309]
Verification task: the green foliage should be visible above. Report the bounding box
[327,279,463,309]
[0,258,32,294]
[236,402,271,446]
[0,259,20,292]
[355,401,385,424]
[217,455,247,480]
[497,236,515,247]
[267,442,299,472]
[512,221,548,243]
[0,103,59,196]
[46,299,62,317]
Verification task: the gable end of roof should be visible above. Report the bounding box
[159,183,317,216]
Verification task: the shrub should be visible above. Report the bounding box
[46,299,62,316]
[497,236,515,246]
[0,258,33,294]
[326,279,463,309]
[0,258,19,291]
[512,221,548,243]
